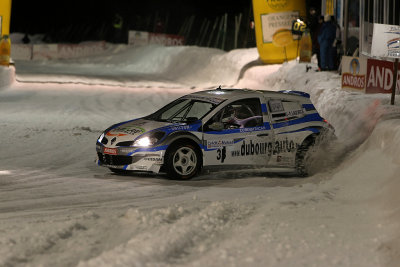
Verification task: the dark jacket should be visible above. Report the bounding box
[317,21,336,46]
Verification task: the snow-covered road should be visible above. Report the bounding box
[0,45,399,266]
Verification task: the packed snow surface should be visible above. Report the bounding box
[1,44,400,266]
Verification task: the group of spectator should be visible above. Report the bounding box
[308,7,341,71]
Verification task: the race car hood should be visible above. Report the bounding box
[105,119,171,144]
[102,118,202,147]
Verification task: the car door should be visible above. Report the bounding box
[202,97,274,167]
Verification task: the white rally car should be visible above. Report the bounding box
[96,88,335,179]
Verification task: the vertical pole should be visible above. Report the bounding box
[343,0,349,55]
[221,13,228,50]
[234,13,242,49]
[391,58,399,105]
[199,20,210,46]
[196,19,207,45]
[207,17,219,47]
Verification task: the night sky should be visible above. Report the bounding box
[10,0,321,44]
[10,1,251,33]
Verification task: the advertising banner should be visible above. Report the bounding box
[57,42,106,59]
[128,31,185,47]
[366,58,400,94]
[371,23,400,58]
[341,56,367,91]
[252,0,306,64]
[149,33,185,46]
[0,0,11,36]
[11,44,32,60]
[128,31,149,47]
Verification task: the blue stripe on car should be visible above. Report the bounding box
[261,103,268,113]
[302,104,316,111]
[278,127,320,135]
[272,113,323,129]
[205,122,271,135]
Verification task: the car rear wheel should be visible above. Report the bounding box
[295,137,317,177]
[165,143,201,180]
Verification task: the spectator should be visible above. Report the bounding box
[318,15,336,71]
[330,16,342,70]
[307,8,320,66]
[112,13,125,43]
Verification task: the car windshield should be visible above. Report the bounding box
[146,98,218,123]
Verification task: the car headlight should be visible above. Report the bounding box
[133,132,165,147]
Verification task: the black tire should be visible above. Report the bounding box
[109,168,130,175]
[165,142,201,180]
[295,137,316,177]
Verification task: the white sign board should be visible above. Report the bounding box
[371,23,400,58]
[260,11,299,43]
[128,31,149,47]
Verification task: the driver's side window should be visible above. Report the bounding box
[204,98,263,131]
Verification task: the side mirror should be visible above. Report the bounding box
[208,122,224,131]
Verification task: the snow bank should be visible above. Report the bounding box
[0,65,15,90]
[14,45,260,88]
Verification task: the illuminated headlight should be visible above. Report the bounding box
[133,132,165,147]
[133,136,156,147]
[97,133,105,143]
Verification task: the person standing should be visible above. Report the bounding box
[307,8,323,69]
[330,16,342,70]
[318,15,336,71]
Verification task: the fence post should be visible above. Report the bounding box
[207,17,220,47]
[221,14,228,50]
[391,58,399,105]
[234,13,242,49]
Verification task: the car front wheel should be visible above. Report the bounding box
[165,143,201,180]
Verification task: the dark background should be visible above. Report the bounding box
[10,0,321,48]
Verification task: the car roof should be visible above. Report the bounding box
[187,88,310,101]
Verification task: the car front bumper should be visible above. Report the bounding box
[96,143,165,173]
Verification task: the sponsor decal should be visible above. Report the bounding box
[169,125,191,131]
[143,157,163,163]
[113,125,145,135]
[239,126,266,133]
[286,109,304,117]
[342,58,366,90]
[231,139,297,158]
[207,140,234,149]
[106,132,126,137]
[366,58,400,94]
[104,147,117,155]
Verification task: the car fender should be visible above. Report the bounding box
[162,131,203,149]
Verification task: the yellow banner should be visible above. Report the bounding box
[252,0,306,64]
[0,0,12,36]
[325,0,334,15]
